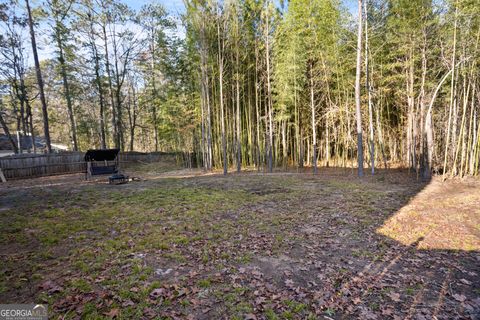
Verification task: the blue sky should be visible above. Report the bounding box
[123,0,186,15]
[123,0,357,15]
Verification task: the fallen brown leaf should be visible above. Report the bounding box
[452,293,466,302]
[104,308,119,318]
[388,292,401,302]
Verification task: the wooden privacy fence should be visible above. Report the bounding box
[0,152,183,180]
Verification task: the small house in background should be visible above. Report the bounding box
[0,133,69,157]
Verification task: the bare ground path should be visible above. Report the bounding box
[0,167,479,319]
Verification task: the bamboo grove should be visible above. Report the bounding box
[1,0,480,178]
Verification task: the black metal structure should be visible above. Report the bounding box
[84,149,119,180]
[108,173,128,185]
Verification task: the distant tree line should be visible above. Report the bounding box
[0,0,479,179]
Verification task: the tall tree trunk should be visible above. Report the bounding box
[55,23,78,151]
[88,11,107,149]
[310,62,317,174]
[26,0,51,153]
[293,50,300,168]
[128,83,138,151]
[236,42,241,173]
[112,23,126,150]
[254,42,261,171]
[200,21,212,170]
[218,16,227,175]
[265,2,273,173]
[364,0,374,175]
[206,68,213,170]
[355,0,364,177]
[93,50,107,149]
[419,28,429,179]
[102,23,118,149]
[200,74,206,169]
[149,21,159,152]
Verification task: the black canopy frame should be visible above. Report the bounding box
[84,149,120,180]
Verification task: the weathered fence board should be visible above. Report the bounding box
[0,152,182,180]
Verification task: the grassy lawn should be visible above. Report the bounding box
[0,167,479,319]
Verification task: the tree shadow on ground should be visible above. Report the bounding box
[188,167,479,319]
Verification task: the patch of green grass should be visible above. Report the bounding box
[38,249,55,260]
[180,299,191,307]
[198,278,212,288]
[237,253,252,264]
[73,261,90,273]
[233,301,253,315]
[369,302,379,311]
[38,230,61,245]
[284,300,307,315]
[70,278,92,293]
[172,235,190,245]
[220,252,230,260]
[265,308,279,320]
[164,252,186,262]
[281,310,294,319]
[81,302,102,318]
